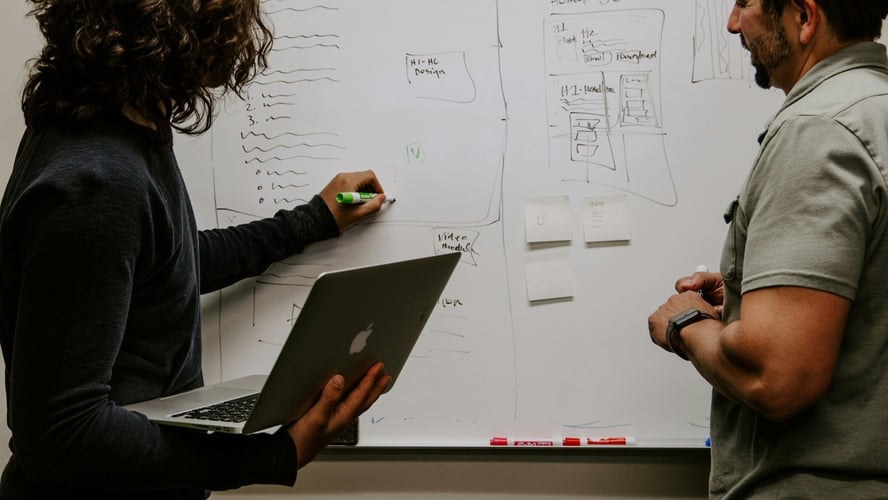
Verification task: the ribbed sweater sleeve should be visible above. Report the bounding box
[198,196,339,293]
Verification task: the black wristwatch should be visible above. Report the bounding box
[665,308,714,360]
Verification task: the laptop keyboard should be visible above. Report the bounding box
[171,393,259,423]
[170,394,359,443]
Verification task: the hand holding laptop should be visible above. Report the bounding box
[287,361,391,468]
[124,253,459,435]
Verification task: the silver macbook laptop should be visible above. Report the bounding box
[124,252,460,434]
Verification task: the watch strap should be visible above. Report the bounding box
[666,308,714,360]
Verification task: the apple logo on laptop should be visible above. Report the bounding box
[350,322,373,354]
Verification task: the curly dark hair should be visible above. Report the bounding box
[761,0,888,41]
[22,0,273,139]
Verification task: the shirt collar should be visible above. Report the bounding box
[758,41,888,144]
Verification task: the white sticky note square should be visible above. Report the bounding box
[524,252,575,302]
[524,195,572,243]
[583,194,631,243]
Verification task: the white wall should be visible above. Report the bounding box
[0,3,709,498]
[218,450,709,499]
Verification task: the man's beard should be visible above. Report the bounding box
[741,23,791,89]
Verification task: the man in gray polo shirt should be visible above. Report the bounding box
[648,1,888,497]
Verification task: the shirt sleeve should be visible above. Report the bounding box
[198,196,339,293]
[740,114,881,300]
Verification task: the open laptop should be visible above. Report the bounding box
[124,252,460,435]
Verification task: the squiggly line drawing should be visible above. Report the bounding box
[267,6,338,15]
[262,102,295,108]
[261,92,298,99]
[245,154,341,164]
[273,197,309,204]
[262,68,337,76]
[241,131,339,140]
[271,44,341,51]
[274,34,340,41]
[262,170,307,176]
[271,183,308,190]
[560,97,605,113]
[252,77,341,85]
[242,143,346,153]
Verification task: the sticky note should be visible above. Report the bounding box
[524,195,572,243]
[524,252,575,302]
[583,194,631,243]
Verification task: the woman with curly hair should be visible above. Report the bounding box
[0,1,392,498]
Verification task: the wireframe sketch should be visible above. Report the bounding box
[692,0,754,82]
[202,0,516,435]
[165,0,740,446]
[545,9,677,206]
[211,0,506,227]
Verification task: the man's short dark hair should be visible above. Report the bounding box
[762,0,888,41]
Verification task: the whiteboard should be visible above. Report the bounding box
[175,0,786,448]
[174,0,785,448]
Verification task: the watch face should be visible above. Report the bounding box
[675,309,700,324]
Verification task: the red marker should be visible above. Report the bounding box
[564,436,636,446]
[490,436,636,447]
[586,436,636,445]
[490,437,557,447]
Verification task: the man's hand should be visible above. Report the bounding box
[648,291,719,354]
[676,270,725,315]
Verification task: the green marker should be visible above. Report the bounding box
[336,192,395,204]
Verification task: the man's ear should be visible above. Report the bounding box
[791,0,820,45]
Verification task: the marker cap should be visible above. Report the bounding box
[490,437,509,446]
